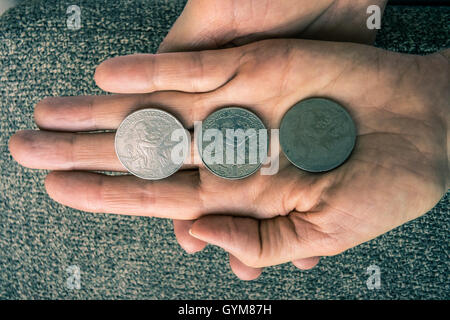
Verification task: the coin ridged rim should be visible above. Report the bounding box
[198,107,268,180]
[279,98,356,173]
[114,108,188,180]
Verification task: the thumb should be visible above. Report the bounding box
[189,213,322,268]
[173,219,207,254]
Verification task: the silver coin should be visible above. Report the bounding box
[280,98,356,172]
[198,107,267,179]
[115,109,188,180]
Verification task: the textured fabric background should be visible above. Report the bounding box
[0,0,449,299]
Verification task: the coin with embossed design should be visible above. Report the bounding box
[115,109,188,180]
[280,98,356,172]
[198,107,267,179]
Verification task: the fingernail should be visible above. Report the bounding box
[188,228,202,240]
[188,228,196,237]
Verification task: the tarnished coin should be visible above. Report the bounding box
[115,109,188,180]
[280,98,356,172]
[198,107,267,179]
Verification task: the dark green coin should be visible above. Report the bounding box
[280,98,356,172]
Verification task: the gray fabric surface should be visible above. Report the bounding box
[0,0,449,299]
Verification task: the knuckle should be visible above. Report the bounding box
[139,182,157,210]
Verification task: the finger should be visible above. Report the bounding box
[44,170,204,219]
[189,213,329,268]
[173,219,207,254]
[9,130,198,171]
[34,93,214,131]
[228,253,263,281]
[94,49,241,94]
[292,257,320,270]
[9,130,123,171]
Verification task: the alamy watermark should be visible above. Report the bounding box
[366,264,381,290]
[366,5,381,30]
[168,123,280,176]
[67,5,81,30]
[66,265,81,290]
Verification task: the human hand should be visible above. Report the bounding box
[158,0,387,53]
[159,0,388,277]
[9,40,449,279]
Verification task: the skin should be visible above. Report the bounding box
[9,40,450,279]
[157,0,388,52]
[158,0,388,279]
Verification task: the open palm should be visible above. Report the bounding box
[158,0,389,279]
[9,40,449,277]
